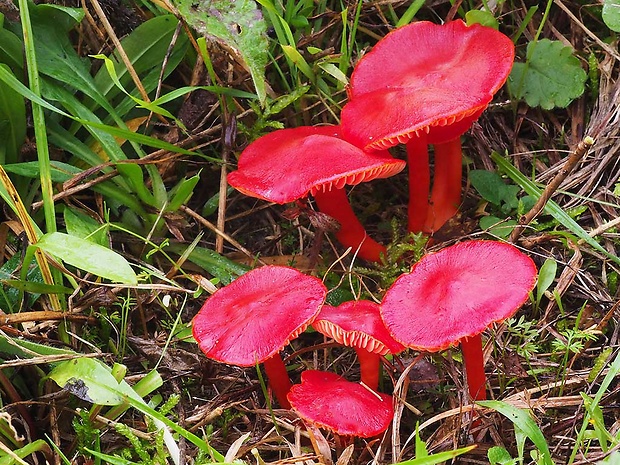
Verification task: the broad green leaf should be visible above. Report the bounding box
[536,258,557,308]
[175,0,269,104]
[34,232,137,284]
[469,170,520,209]
[49,358,142,405]
[508,39,587,110]
[64,207,109,247]
[465,10,499,29]
[488,446,516,465]
[94,15,188,104]
[0,439,50,465]
[478,401,553,465]
[603,0,620,32]
[1,280,72,294]
[0,64,26,164]
[0,26,23,73]
[479,216,517,238]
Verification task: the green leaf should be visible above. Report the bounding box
[469,170,520,209]
[478,401,553,465]
[392,445,476,465]
[0,64,26,164]
[49,358,143,405]
[1,280,72,294]
[488,446,516,465]
[479,216,517,238]
[536,258,557,308]
[465,10,499,29]
[0,26,23,73]
[168,244,249,285]
[175,0,269,104]
[508,39,587,110]
[64,207,109,247]
[34,232,137,284]
[603,0,620,32]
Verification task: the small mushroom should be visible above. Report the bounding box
[228,125,405,262]
[312,300,404,391]
[380,241,537,400]
[341,20,514,233]
[287,370,394,438]
[192,265,327,408]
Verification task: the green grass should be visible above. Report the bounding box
[0,0,619,464]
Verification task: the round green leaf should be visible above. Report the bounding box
[603,0,620,32]
[508,39,587,110]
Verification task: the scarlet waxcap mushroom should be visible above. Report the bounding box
[227,125,405,262]
[192,265,327,408]
[287,370,394,438]
[340,20,514,234]
[313,300,404,391]
[380,241,537,400]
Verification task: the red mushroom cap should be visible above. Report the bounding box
[380,241,537,351]
[227,125,405,203]
[341,20,515,150]
[313,300,405,355]
[287,370,394,437]
[192,266,327,366]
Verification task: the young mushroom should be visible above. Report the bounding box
[287,370,394,440]
[228,126,405,262]
[341,20,514,234]
[312,300,404,391]
[380,241,537,400]
[192,265,327,408]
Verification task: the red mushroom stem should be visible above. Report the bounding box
[423,137,463,233]
[262,355,293,409]
[460,333,487,401]
[313,189,386,262]
[354,348,382,391]
[405,136,431,233]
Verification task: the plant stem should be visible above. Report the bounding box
[406,135,431,233]
[460,333,487,401]
[355,348,381,392]
[423,138,462,233]
[262,355,292,409]
[313,188,386,262]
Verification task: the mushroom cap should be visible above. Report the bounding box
[313,300,405,355]
[227,126,405,204]
[192,265,327,367]
[341,20,515,150]
[287,370,394,437]
[381,241,537,352]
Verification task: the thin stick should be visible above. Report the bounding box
[510,136,594,242]
[180,205,262,263]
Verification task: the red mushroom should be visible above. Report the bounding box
[380,241,537,400]
[228,126,405,262]
[192,265,327,408]
[287,370,394,438]
[341,20,514,234]
[312,300,404,391]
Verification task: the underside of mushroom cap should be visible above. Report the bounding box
[192,265,327,366]
[227,126,405,204]
[313,301,405,355]
[287,370,394,437]
[380,241,537,352]
[341,20,514,150]
[341,87,485,150]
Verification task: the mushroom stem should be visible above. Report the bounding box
[354,348,382,392]
[313,188,386,262]
[460,333,487,401]
[405,136,431,233]
[423,137,462,233]
[262,355,293,409]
